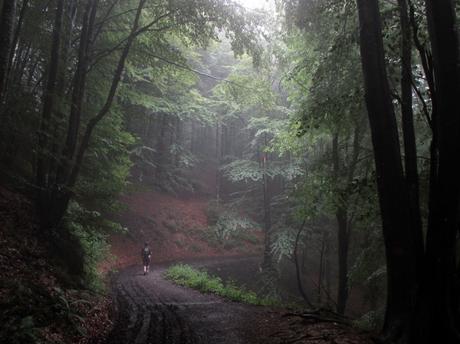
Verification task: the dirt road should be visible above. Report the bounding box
[104,257,273,344]
[104,256,373,344]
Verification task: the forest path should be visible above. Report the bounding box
[104,256,274,344]
[103,256,373,344]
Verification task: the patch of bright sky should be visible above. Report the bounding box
[237,0,274,10]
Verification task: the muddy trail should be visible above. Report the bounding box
[104,256,373,344]
[104,257,269,344]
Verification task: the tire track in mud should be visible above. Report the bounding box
[104,257,263,344]
[130,278,201,344]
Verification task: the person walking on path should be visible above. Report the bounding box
[141,242,151,275]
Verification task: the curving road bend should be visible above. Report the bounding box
[104,257,269,344]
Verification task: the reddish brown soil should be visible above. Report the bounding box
[104,190,263,271]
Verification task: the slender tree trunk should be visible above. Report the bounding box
[36,0,65,228]
[215,123,220,201]
[155,113,167,182]
[293,219,312,307]
[398,0,424,268]
[0,0,17,101]
[317,232,326,304]
[332,120,363,315]
[336,208,349,314]
[191,120,195,153]
[57,0,97,185]
[356,0,419,339]
[261,134,273,270]
[332,133,349,315]
[49,0,78,181]
[325,232,331,305]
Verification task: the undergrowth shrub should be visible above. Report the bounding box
[65,202,124,291]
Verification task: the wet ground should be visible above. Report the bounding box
[104,257,270,344]
[104,256,374,344]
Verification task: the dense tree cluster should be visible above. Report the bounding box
[0,0,262,274]
[1,0,460,343]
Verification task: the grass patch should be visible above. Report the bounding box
[164,264,278,306]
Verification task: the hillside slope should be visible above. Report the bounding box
[105,189,263,270]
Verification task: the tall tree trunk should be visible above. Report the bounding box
[332,133,349,315]
[155,113,168,183]
[398,0,424,269]
[36,0,65,229]
[50,0,78,181]
[356,0,419,339]
[332,120,363,315]
[317,232,326,304]
[57,0,97,185]
[412,1,460,343]
[293,219,312,307]
[261,135,273,270]
[336,208,349,314]
[215,123,220,201]
[0,0,17,101]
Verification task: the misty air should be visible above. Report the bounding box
[0,0,458,343]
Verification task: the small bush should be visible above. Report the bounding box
[164,264,278,306]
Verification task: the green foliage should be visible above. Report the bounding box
[271,228,296,262]
[50,287,90,336]
[165,264,278,306]
[65,202,120,291]
[212,210,253,241]
[221,160,263,182]
[222,159,303,182]
[77,107,134,211]
[206,201,256,243]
